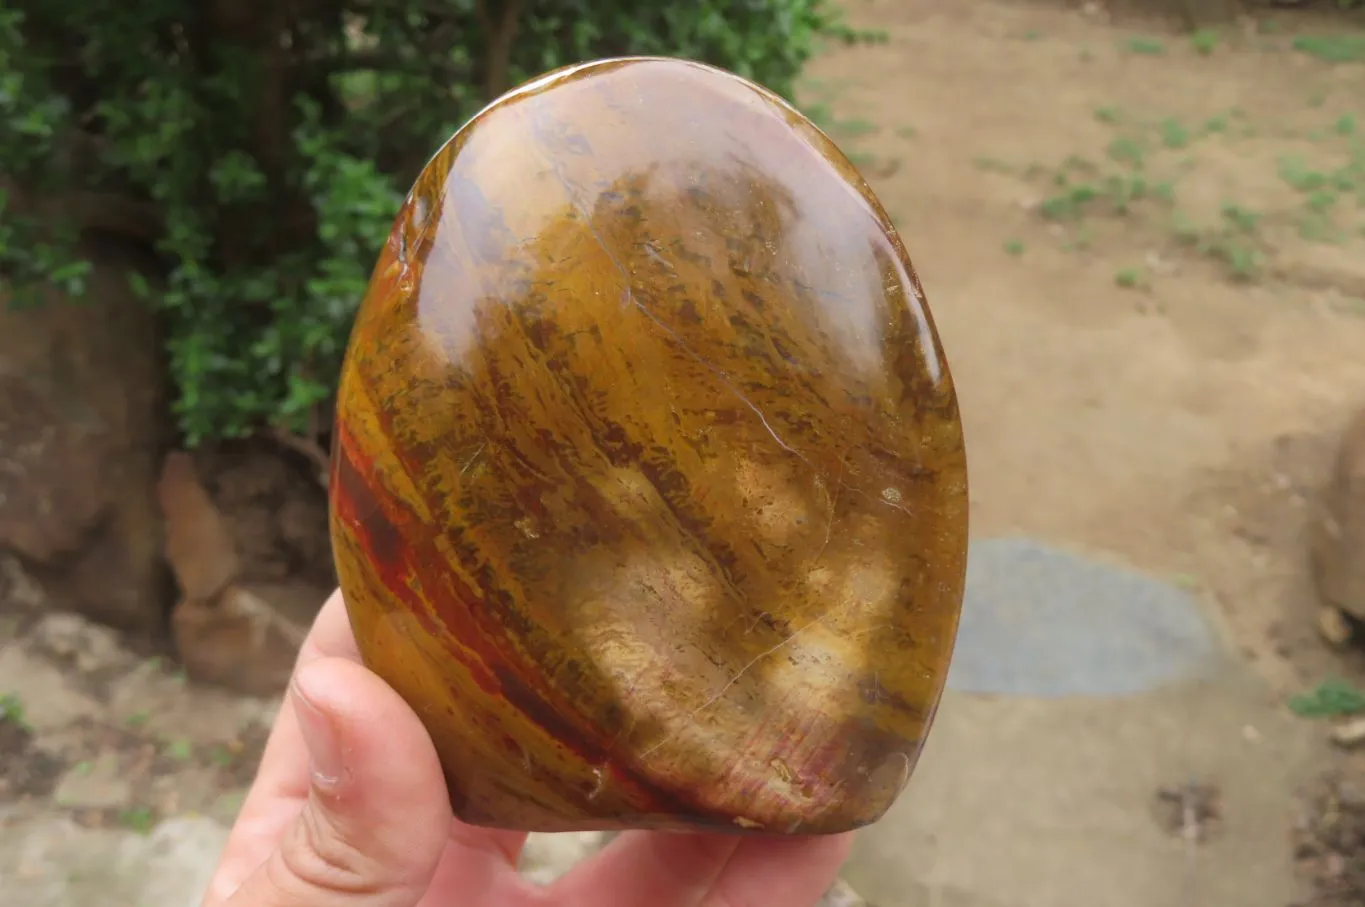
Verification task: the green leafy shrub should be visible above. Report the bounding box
[1,0,875,445]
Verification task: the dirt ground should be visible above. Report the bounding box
[809,0,1365,691]
[807,1,1365,901]
[4,1,1365,904]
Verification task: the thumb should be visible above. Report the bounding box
[225,656,452,907]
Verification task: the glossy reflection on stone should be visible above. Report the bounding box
[329,56,969,835]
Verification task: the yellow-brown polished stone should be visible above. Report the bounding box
[329,56,968,835]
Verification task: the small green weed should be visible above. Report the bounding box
[1107,136,1146,169]
[1279,155,1330,192]
[119,807,157,834]
[1114,267,1145,289]
[1290,678,1365,718]
[1209,240,1262,280]
[1105,173,1149,214]
[1170,205,1266,281]
[0,692,29,731]
[1277,149,1365,242]
[1221,203,1260,234]
[1190,29,1219,55]
[1041,183,1099,220]
[1125,36,1166,55]
[1206,205,1266,279]
[1159,118,1191,149]
[1293,34,1365,64]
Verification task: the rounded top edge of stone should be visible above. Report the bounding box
[475,54,808,130]
[421,55,874,206]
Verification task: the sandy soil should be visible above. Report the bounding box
[808,0,1365,693]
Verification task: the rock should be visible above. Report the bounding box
[235,578,330,630]
[171,583,309,697]
[157,452,239,601]
[946,538,1217,697]
[1310,406,1365,622]
[332,55,967,836]
[27,612,137,676]
[193,440,333,587]
[0,644,103,733]
[0,237,172,636]
[1317,604,1354,648]
[1331,717,1365,749]
[0,679,63,802]
[0,553,46,644]
[0,813,229,907]
[148,765,225,817]
[103,653,280,744]
[133,817,231,907]
[0,552,45,612]
[276,493,332,574]
[52,754,133,810]
[158,452,325,696]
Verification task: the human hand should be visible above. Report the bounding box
[201,588,853,907]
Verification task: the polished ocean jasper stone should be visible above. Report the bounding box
[328,56,969,835]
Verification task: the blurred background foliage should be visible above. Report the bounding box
[0,0,877,444]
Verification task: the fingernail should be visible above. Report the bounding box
[292,669,344,790]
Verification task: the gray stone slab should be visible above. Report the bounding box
[945,538,1221,697]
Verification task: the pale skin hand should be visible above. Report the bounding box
[202,589,853,907]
